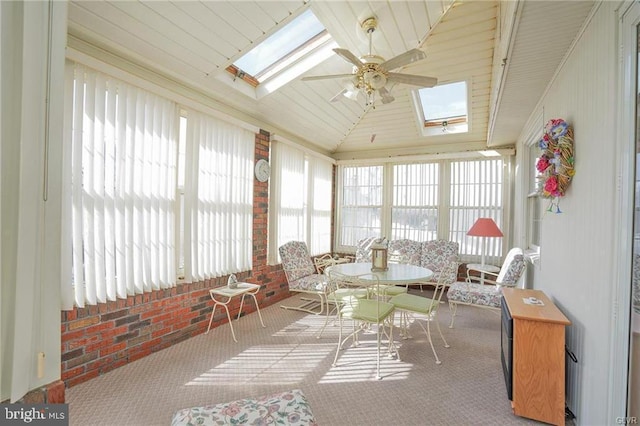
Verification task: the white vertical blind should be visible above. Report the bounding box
[68,63,178,307]
[269,141,305,263]
[449,158,504,262]
[268,142,332,263]
[183,110,254,282]
[309,158,332,255]
[391,163,439,240]
[336,158,508,260]
[338,165,384,246]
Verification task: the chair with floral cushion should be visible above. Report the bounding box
[279,241,331,315]
[447,247,526,328]
[418,239,460,291]
[388,238,422,266]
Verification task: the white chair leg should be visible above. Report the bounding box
[434,315,450,349]
[332,315,344,367]
[317,299,339,339]
[281,293,327,315]
[448,301,458,328]
[424,319,441,365]
[386,317,399,361]
[401,312,414,339]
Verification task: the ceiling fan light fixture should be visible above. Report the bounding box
[364,71,387,89]
[344,88,359,101]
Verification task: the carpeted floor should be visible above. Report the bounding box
[66,291,540,425]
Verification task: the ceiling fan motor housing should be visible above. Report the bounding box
[355,56,388,91]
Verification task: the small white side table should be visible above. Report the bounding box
[466,263,501,285]
[206,282,265,342]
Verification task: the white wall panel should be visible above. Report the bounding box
[514,3,618,422]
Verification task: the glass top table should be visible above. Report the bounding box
[325,262,433,285]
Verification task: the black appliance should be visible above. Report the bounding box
[501,295,513,400]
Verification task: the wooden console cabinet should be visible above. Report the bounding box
[502,288,571,426]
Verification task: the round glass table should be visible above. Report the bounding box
[325,262,433,284]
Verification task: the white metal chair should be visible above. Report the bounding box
[278,241,330,315]
[316,269,369,338]
[388,260,458,365]
[447,247,526,328]
[327,270,397,380]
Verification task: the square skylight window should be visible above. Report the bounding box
[233,9,330,85]
[417,81,468,135]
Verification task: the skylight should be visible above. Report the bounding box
[417,81,468,135]
[233,9,329,84]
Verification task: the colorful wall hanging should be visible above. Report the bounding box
[536,118,575,213]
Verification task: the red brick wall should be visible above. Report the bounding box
[60,130,290,388]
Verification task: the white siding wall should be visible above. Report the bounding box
[514,2,621,423]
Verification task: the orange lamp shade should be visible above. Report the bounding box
[467,218,503,237]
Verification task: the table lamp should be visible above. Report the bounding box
[467,218,503,267]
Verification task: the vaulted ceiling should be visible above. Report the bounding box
[66,1,595,160]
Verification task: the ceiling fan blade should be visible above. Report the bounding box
[330,89,347,102]
[387,72,437,88]
[378,87,395,104]
[379,49,427,72]
[302,74,355,81]
[329,86,359,102]
[333,48,363,68]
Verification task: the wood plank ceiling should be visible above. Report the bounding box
[66,1,595,160]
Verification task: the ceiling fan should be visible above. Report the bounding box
[302,16,437,105]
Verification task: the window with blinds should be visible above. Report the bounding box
[268,142,333,263]
[528,143,542,249]
[339,165,384,246]
[65,62,257,307]
[67,63,178,307]
[391,163,439,241]
[335,157,507,263]
[449,158,504,262]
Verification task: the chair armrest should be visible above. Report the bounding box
[466,262,498,284]
[314,253,334,273]
[467,277,499,286]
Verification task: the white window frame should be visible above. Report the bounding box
[182,109,255,282]
[390,162,440,241]
[334,164,386,251]
[223,8,337,98]
[413,80,471,137]
[335,155,510,261]
[268,140,334,263]
[525,131,543,261]
[448,157,505,264]
[67,63,179,307]
[176,114,187,281]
